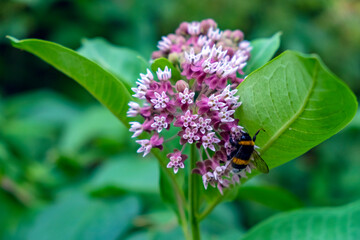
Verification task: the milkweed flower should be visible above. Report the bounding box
[128,19,255,194]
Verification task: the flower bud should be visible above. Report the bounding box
[223,30,232,38]
[200,19,217,34]
[151,50,164,59]
[168,52,180,64]
[176,22,188,35]
[232,30,244,42]
[167,34,177,41]
[175,80,189,92]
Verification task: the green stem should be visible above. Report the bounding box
[189,144,201,239]
[151,149,189,238]
[0,175,34,206]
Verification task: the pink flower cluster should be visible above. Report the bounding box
[128,19,254,194]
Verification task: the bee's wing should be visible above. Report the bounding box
[252,151,269,173]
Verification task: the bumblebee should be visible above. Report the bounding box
[228,129,269,174]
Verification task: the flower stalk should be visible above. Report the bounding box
[189,144,200,240]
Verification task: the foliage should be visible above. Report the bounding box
[6,34,358,239]
[242,200,360,240]
[236,51,357,169]
[0,90,255,240]
[2,0,360,239]
[244,32,281,75]
[28,195,141,240]
[7,36,134,127]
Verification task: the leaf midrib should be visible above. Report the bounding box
[259,60,319,158]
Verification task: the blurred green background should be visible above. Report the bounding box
[1,0,360,239]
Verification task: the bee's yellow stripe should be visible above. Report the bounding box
[238,140,254,146]
[232,157,250,165]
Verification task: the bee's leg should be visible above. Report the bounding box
[229,137,238,147]
[253,128,265,142]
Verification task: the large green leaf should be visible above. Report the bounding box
[59,106,128,153]
[88,154,159,194]
[27,194,140,240]
[235,50,357,171]
[78,38,148,90]
[245,32,281,75]
[242,200,360,240]
[237,185,303,211]
[7,36,133,127]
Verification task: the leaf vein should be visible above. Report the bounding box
[260,60,319,155]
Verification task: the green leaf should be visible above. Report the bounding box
[242,200,360,240]
[59,105,128,153]
[235,50,357,172]
[151,58,182,81]
[88,154,159,194]
[7,36,133,127]
[0,190,27,240]
[245,32,281,75]
[27,194,140,240]
[3,90,80,126]
[78,38,148,90]
[201,203,245,238]
[124,231,149,240]
[237,185,303,211]
[1,118,55,159]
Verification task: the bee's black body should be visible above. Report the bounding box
[235,144,254,163]
[228,129,269,173]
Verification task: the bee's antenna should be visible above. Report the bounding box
[253,128,265,142]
